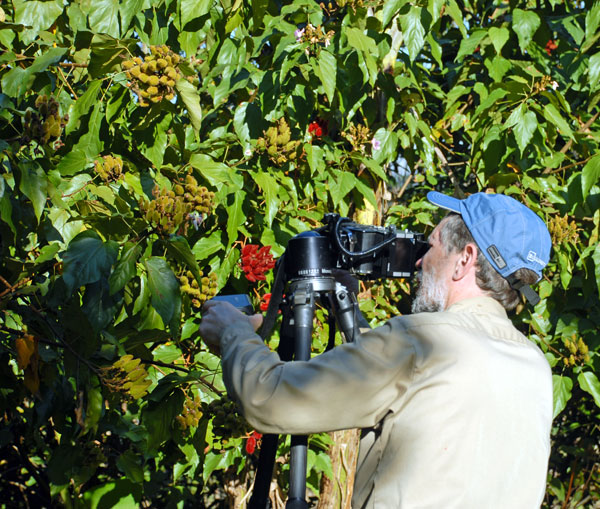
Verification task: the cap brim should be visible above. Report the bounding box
[427,191,461,213]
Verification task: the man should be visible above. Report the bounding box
[199,191,553,508]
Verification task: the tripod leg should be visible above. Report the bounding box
[249,433,279,509]
[285,282,315,508]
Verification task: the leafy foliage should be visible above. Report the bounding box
[0,0,599,507]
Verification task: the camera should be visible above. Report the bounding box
[284,213,428,281]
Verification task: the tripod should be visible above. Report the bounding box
[248,272,362,509]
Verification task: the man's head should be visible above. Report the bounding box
[412,192,551,312]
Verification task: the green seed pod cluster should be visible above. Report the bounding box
[94,155,124,182]
[562,335,590,366]
[101,354,152,400]
[179,269,218,308]
[181,173,215,215]
[548,213,579,245]
[204,397,252,440]
[256,118,301,165]
[176,393,203,430]
[122,45,182,107]
[22,95,66,146]
[139,184,192,235]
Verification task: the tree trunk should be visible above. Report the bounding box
[317,429,361,509]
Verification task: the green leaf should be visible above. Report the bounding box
[371,128,398,164]
[455,29,487,62]
[145,257,181,333]
[543,104,573,140]
[226,189,246,246]
[62,230,119,295]
[0,67,30,98]
[316,50,336,103]
[306,144,326,176]
[189,154,243,189]
[180,0,211,27]
[505,104,537,155]
[445,0,467,37]
[345,27,378,54]
[19,161,47,222]
[55,149,92,176]
[109,243,142,295]
[164,236,201,281]
[593,243,600,293]
[119,0,148,32]
[488,26,510,54]
[82,479,141,508]
[552,374,573,418]
[585,2,600,43]
[192,231,224,261]
[512,9,540,52]
[88,0,120,38]
[83,379,103,434]
[73,102,104,159]
[253,171,280,228]
[400,7,426,62]
[589,52,600,92]
[14,0,63,37]
[66,80,102,135]
[578,372,600,408]
[582,153,600,199]
[328,171,357,207]
[381,0,409,28]
[175,79,202,133]
[143,390,184,450]
[116,450,144,484]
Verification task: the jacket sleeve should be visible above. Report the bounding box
[220,318,417,435]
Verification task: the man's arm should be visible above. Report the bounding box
[199,301,415,435]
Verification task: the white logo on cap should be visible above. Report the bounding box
[527,251,545,266]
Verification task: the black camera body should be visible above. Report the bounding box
[284,214,428,281]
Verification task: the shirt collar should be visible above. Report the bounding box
[446,296,508,318]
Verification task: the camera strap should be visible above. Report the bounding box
[259,255,287,340]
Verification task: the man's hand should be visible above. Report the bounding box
[199,300,263,354]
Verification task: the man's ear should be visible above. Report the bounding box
[452,243,478,281]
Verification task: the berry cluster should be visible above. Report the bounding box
[259,293,271,311]
[176,393,203,429]
[241,245,276,283]
[139,185,189,235]
[308,118,327,138]
[563,335,590,367]
[180,173,215,216]
[245,431,263,455]
[256,118,301,165]
[94,155,124,183]
[545,39,558,55]
[22,95,66,146]
[101,354,152,400]
[122,45,182,107]
[204,397,252,440]
[179,269,218,308]
[139,177,214,236]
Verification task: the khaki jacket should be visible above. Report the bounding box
[220,296,552,508]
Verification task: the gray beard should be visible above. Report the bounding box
[411,268,448,313]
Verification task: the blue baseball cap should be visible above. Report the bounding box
[427,191,552,303]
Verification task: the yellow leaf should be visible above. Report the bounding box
[15,334,37,370]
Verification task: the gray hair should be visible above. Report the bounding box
[438,213,538,310]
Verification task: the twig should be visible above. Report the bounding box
[544,109,600,174]
[57,65,78,100]
[58,62,88,68]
